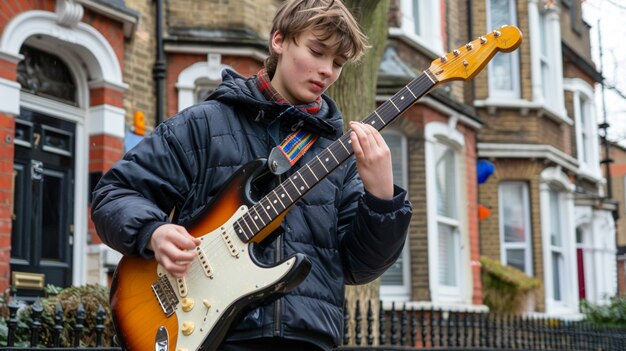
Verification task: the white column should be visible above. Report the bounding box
[0,52,22,116]
[564,191,580,312]
[528,0,543,104]
[545,6,567,116]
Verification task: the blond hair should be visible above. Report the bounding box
[265,0,369,77]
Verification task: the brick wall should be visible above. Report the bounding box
[167,0,278,39]
[0,113,15,289]
[609,145,626,248]
[123,0,158,130]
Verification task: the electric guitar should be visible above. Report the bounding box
[109,25,522,351]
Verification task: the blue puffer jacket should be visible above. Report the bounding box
[91,69,412,350]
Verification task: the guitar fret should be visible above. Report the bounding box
[424,69,437,84]
[296,172,310,189]
[317,155,329,172]
[406,85,417,98]
[250,206,265,229]
[276,185,293,203]
[326,150,339,167]
[270,188,286,210]
[389,99,401,112]
[288,177,303,196]
[257,198,273,220]
[263,195,279,215]
[373,111,385,126]
[240,214,254,235]
[337,138,350,155]
[306,164,319,181]
[235,221,251,241]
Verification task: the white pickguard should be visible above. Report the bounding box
[155,206,296,351]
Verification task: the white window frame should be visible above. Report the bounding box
[564,78,601,180]
[425,122,469,303]
[176,53,231,112]
[498,181,533,275]
[575,207,617,306]
[528,0,566,116]
[390,0,444,56]
[380,131,411,302]
[486,0,521,99]
[539,167,578,315]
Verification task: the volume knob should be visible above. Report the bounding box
[181,321,195,336]
[181,297,195,312]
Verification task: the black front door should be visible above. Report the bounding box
[12,108,75,295]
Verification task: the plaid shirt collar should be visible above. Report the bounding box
[256,68,322,115]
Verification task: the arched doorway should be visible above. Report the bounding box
[1,8,127,293]
[12,44,78,297]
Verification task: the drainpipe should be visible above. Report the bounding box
[597,19,612,199]
[467,0,474,104]
[153,0,166,126]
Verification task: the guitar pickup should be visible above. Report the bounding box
[220,226,239,257]
[196,246,214,278]
[176,277,188,297]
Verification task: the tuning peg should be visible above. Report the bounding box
[466,43,474,50]
[453,49,460,56]
[440,56,447,63]
[480,36,487,44]
[494,30,501,37]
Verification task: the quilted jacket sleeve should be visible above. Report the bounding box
[91,121,195,259]
[337,160,413,285]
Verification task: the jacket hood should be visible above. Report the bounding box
[207,69,344,140]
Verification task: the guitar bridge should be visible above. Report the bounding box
[151,275,178,317]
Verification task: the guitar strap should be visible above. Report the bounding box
[256,68,321,175]
[268,128,318,175]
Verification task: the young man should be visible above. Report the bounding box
[91,0,412,350]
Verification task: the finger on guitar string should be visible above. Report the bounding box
[149,223,200,277]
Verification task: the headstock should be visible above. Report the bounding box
[428,25,523,84]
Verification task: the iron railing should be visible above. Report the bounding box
[339,300,626,350]
[2,298,626,350]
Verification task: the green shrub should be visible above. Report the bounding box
[0,284,116,347]
[581,296,626,328]
[480,256,541,314]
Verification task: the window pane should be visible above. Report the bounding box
[552,252,563,301]
[381,255,404,285]
[384,134,406,187]
[412,0,421,36]
[501,182,527,243]
[579,95,590,163]
[381,133,407,287]
[488,0,517,95]
[492,54,514,91]
[434,143,456,218]
[438,223,457,287]
[541,61,552,102]
[549,190,562,247]
[539,13,548,57]
[489,0,512,28]
[506,248,526,272]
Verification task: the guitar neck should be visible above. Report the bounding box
[233,70,438,243]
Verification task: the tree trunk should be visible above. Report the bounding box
[326,0,389,346]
